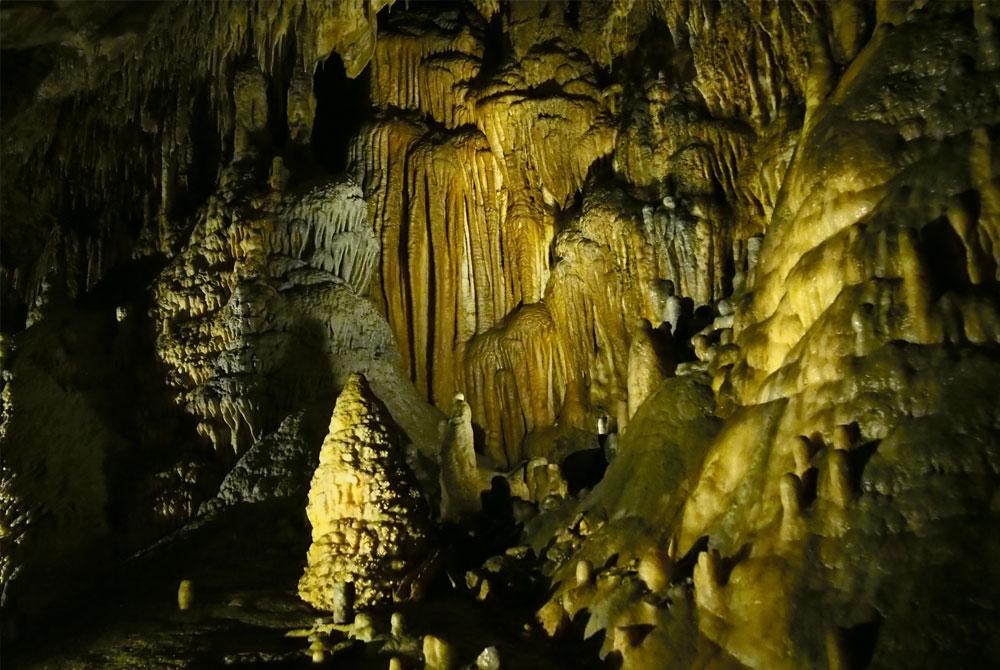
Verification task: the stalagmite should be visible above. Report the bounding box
[825,628,849,670]
[177,580,194,611]
[287,66,316,147]
[627,319,674,419]
[351,612,377,642]
[791,436,813,477]
[778,473,804,544]
[575,559,594,586]
[525,459,567,503]
[298,374,433,611]
[438,393,480,523]
[310,639,325,664]
[233,65,268,160]
[821,449,853,508]
[390,612,406,638]
[331,582,354,625]
[423,635,455,670]
[832,424,856,452]
[693,550,724,614]
[475,646,501,670]
[662,281,683,334]
[637,548,672,594]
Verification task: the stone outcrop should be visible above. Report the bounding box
[198,411,317,515]
[299,373,433,612]
[529,4,1000,670]
[150,168,429,458]
[0,321,115,615]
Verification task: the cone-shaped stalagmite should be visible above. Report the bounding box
[299,373,433,612]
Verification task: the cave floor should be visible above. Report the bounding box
[5,505,601,669]
[11,592,598,669]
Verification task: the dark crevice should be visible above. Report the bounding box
[477,10,509,82]
[79,254,168,310]
[175,84,223,219]
[672,535,709,583]
[311,54,370,173]
[799,467,819,509]
[601,553,620,571]
[918,216,970,299]
[846,441,880,487]
[561,448,608,495]
[265,37,296,153]
[839,616,882,669]
[565,1,581,30]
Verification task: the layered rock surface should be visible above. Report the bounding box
[344,0,825,465]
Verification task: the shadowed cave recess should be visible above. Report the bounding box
[1,1,999,668]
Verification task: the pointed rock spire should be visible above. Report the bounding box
[298,373,433,612]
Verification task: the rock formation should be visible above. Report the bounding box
[150,165,436,459]
[1,1,999,668]
[626,319,675,420]
[438,393,481,523]
[298,373,433,612]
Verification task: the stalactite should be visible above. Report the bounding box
[350,117,553,410]
[462,303,567,467]
[369,6,486,130]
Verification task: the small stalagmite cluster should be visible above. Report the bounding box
[299,373,433,613]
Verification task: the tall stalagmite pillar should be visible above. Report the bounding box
[299,373,433,612]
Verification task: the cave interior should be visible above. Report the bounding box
[1,1,999,669]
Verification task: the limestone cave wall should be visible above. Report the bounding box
[1,1,998,669]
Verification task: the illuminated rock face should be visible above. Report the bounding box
[346,1,816,464]
[298,373,432,611]
[0,0,816,468]
[1,1,999,668]
[664,9,1000,667]
[527,4,1000,670]
[150,163,440,462]
[350,4,620,463]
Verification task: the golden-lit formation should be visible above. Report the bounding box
[299,373,432,612]
[1,1,998,668]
